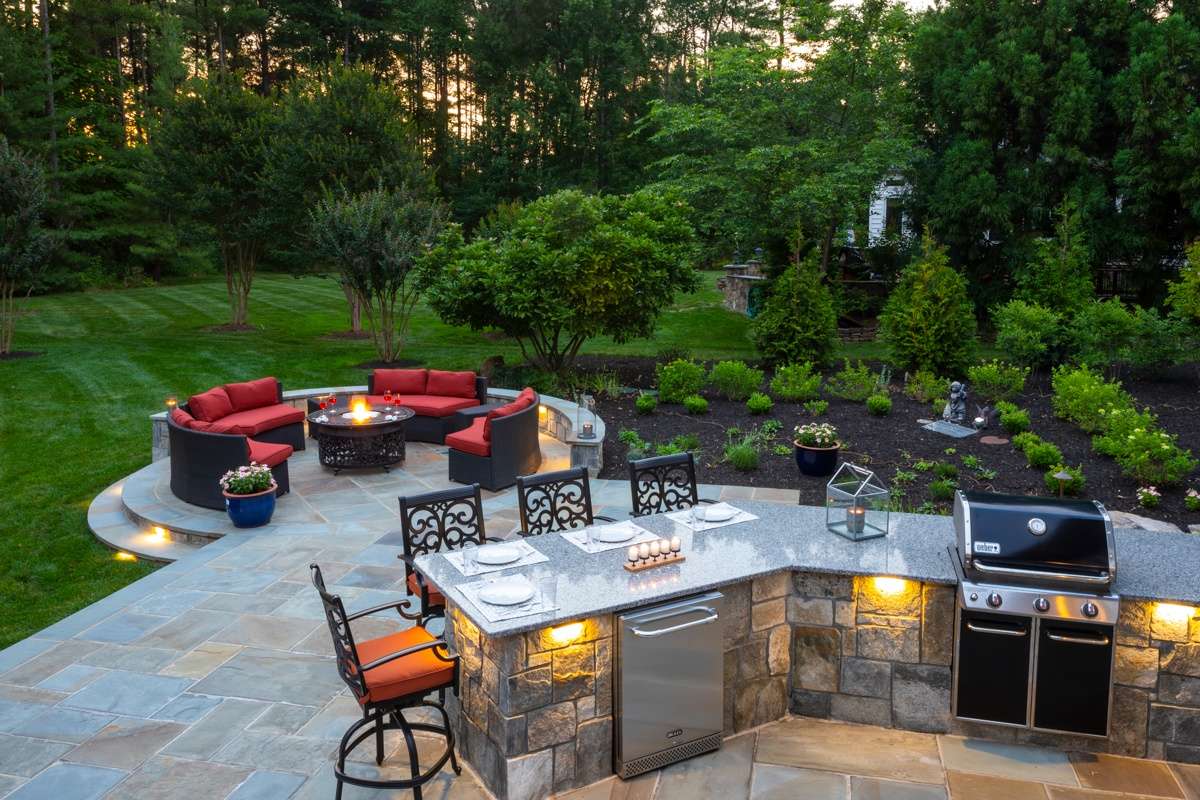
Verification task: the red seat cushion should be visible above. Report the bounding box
[394,395,478,418]
[247,438,293,467]
[406,573,445,607]
[374,369,427,395]
[354,626,455,705]
[446,417,490,456]
[209,404,305,436]
[426,370,477,399]
[189,387,234,422]
[224,377,278,412]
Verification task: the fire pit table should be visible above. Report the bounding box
[306,403,415,472]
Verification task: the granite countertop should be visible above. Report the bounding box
[413,500,1200,638]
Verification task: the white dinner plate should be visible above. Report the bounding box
[478,580,535,606]
[474,545,523,566]
[700,504,738,522]
[593,523,636,543]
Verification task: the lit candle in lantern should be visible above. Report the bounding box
[627,546,639,563]
[165,395,177,410]
[670,536,681,553]
[847,505,866,534]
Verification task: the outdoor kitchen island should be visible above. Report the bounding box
[411,500,1200,800]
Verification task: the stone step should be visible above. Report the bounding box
[87,477,204,564]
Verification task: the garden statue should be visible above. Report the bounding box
[973,404,994,430]
[943,381,968,425]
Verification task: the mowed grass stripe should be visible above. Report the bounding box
[83,287,174,328]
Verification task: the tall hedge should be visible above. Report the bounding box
[879,232,977,375]
[751,256,837,366]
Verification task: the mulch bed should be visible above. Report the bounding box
[593,358,1200,527]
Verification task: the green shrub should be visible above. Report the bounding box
[803,399,829,416]
[683,394,708,414]
[866,394,892,416]
[1112,428,1197,486]
[1011,432,1042,453]
[654,443,681,456]
[929,478,957,502]
[1167,241,1200,324]
[708,360,764,401]
[1137,487,1161,508]
[1127,306,1192,371]
[992,300,1063,367]
[746,392,774,415]
[770,362,822,402]
[934,462,958,480]
[634,393,657,415]
[1185,488,1200,512]
[1044,465,1086,496]
[618,429,650,459]
[878,232,978,375]
[826,360,876,402]
[1025,441,1064,470]
[1066,298,1140,368]
[751,256,837,366]
[1091,406,1157,458]
[725,442,759,471]
[1013,200,1094,314]
[967,360,1029,402]
[657,359,706,403]
[994,401,1031,434]
[1051,365,1131,433]
[904,370,947,404]
[669,433,702,452]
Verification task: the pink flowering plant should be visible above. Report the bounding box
[1136,486,1161,509]
[794,422,839,448]
[219,463,274,495]
[1187,488,1200,513]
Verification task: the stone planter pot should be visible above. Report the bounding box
[223,484,277,528]
[794,441,840,478]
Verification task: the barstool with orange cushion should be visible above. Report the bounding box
[397,484,499,620]
[310,564,460,800]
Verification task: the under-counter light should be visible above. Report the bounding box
[151,526,167,542]
[872,576,909,596]
[1154,603,1195,624]
[114,551,137,562]
[549,622,584,646]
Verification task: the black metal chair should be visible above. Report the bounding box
[628,452,716,516]
[515,467,615,537]
[310,564,460,800]
[397,485,498,619]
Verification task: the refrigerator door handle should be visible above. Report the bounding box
[630,611,719,638]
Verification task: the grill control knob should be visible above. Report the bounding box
[986,592,1003,608]
[1082,601,1099,619]
[1033,597,1050,613]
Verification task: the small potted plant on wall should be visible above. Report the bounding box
[219,463,277,528]
[794,422,840,477]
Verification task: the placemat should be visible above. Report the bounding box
[457,575,558,622]
[561,521,659,554]
[442,539,548,576]
[665,502,758,532]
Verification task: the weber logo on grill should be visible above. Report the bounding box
[974,541,1001,554]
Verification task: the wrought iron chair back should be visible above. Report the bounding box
[516,467,597,537]
[310,564,368,701]
[628,452,702,516]
[398,485,487,615]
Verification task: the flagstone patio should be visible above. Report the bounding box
[2,443,1196,798]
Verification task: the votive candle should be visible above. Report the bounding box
[638,543,650,560]
[650,540,661,557]
[627,546,639,562]
[670,536,681,553]
[847,506,866,534]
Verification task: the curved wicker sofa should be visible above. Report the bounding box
[167,378,304,510]
[363,368,489,445]
[445,388,542,491]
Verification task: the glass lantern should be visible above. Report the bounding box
[826,463,889,541]
[576,393,597,439]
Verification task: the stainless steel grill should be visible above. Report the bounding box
[951,491,1119,737]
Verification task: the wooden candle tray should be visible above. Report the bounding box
[624,552,685,572]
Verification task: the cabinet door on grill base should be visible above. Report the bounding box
[955,611,1032,727]
[1033,620,1113,736]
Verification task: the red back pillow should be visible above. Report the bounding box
[375,369,427,395]
[224,377,278,411]
[170,408,195,427]
[427,370,477,399]
[482,389,535,440]
[188,387,234,422]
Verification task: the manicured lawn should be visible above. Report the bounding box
[0,271,761,648]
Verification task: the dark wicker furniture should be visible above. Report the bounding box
[516,467,614,537]
[628,452,715,517]
[397,485,498,620]
[310,564,460,800]
[365,369,489,444]
[445,389,542,492]
[307,405,415,472]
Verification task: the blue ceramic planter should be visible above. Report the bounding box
[794,442,840,478]
[224,485,277,528]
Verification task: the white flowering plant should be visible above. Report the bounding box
[1186,488,1200,513]
[219,463,275,495]
[1136,486,1161,509]
[794,422,839,448]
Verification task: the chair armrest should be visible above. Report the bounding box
[360,639,457,672]
[347,599,420,622]
[593,515,617,523]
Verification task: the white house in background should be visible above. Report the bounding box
[865,173,913,245]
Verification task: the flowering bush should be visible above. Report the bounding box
[1112,428,1197,486]
[219,463,274,495]
[794,422,838,448]
[1186,489,1200,513]
[1051,365,1130,433]
[1137,486,1161,508]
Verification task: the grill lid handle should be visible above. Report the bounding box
[971,561,1110,585]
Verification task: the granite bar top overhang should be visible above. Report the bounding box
[413,500,1200,637]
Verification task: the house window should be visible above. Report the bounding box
[884,199,904,236]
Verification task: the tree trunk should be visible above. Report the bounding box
[38,0,57,185]
[222,241,255,327]
[340,280,362,334]
[0,280,15,356]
